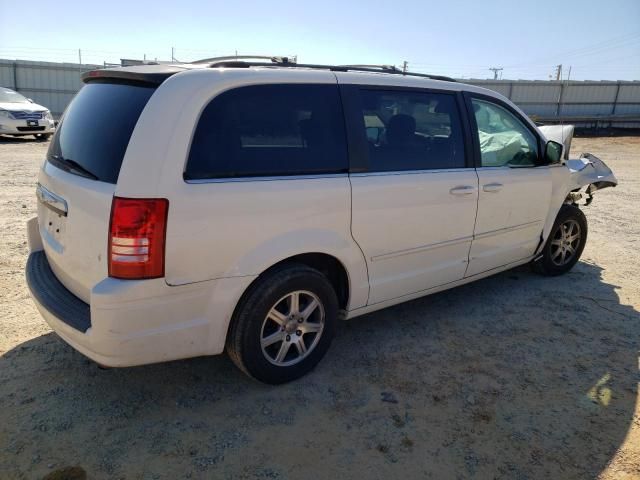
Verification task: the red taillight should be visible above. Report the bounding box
[108,197,169,279]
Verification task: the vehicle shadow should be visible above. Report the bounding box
[0,134,44,144]
[1,261,637,479]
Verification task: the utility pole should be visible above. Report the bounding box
[171,47,175,62]
[554,64,562,81]
[78,49,82,65]
[489,67,503,80]
[402,61,408,74]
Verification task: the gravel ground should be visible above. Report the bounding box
[0,135,638,480]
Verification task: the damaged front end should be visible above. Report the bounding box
[564,153,618,206]
[539,124,617,206]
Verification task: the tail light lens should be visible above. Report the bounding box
[108,197,169,279]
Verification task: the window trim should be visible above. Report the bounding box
[184,172,348,184]
[340,85,473,174]
[183,83,350,182]
[462,92,544,169]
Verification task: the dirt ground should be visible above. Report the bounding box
[0,135,638,480]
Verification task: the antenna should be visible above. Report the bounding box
[489,67,503,80]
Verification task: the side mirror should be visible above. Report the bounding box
[544,140,564,165]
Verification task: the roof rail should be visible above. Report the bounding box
[202,59,456,82]
[339,64,401,72]
[191,55,296,65]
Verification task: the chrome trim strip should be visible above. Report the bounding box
[350,168,476,178]
[475,165,555,171]
[185,173,349,184]
[36,183,67,217]
[186,169,478,183]
[474,220,541,240]
[371,235,473,262]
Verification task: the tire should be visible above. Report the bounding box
[226,263,338,384]
[532,204,588,276]
[35,133,52,141]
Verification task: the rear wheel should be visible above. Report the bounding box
[226,264,338,384]
[532,204,587,276]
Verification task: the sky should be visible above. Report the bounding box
[0,0,639,80]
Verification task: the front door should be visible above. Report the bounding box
[466,96,552,277]
[344,85,479,305]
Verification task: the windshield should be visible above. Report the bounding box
[0,87,29,103]
[47,82,156,184]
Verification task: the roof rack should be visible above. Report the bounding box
[191,55,296,65]
[190,55,456,82]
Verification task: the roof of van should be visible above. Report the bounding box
[82,59,459,84]
[80,61,503,99]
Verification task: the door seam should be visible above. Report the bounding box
[347,174,371,306]
[464,168,480,277]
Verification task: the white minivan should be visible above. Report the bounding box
[26,59,617,383]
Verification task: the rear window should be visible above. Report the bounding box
[185,84,348,180]
[47,82,155,184]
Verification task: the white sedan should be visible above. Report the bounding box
[0,87,55,140]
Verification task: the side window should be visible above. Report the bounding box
[471,98,539,167]
[185,84,348,179]
[359,89,465,172]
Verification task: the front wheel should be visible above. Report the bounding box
[532,204,588,276]
[226,264,338,384]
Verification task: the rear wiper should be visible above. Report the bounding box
[51,155,99,180]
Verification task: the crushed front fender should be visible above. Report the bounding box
[565,153,618,202]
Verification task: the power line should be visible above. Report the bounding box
[489,67,503,80]
[504,31,640,68]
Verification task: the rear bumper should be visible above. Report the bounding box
[26,251,91,333]
[25,244,255,367]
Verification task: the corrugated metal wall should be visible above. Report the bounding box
[0,59,100,117]
[1,59,639,128]
[466,79,640,128]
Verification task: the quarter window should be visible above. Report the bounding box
[185,84,348,179]
[359,89,465,172]
[471,98,539,167]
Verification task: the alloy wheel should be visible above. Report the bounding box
[550,219,581,266]
[260,290,325,367]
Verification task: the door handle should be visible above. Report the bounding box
[449,185,476,196]
[483,182,503,193]
[36,183,68,216]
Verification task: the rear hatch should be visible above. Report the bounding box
[37,81,156,302]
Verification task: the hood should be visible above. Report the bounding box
[0,101,49,112]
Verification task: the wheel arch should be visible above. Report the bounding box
[235,252,352,313]
[221,251,356,355]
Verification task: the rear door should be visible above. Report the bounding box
[465,94,552,276]
[342,83,479,305]
[37,82,156,302]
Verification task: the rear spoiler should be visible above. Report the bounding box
[81,65,185,86]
